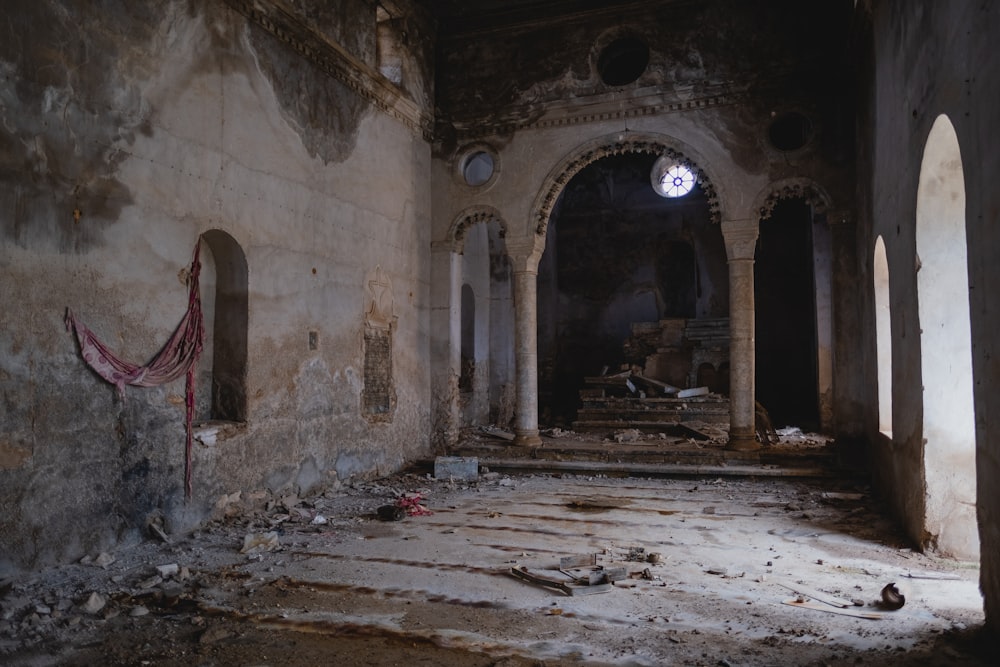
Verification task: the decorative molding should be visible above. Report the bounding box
[531,135,721,240]
[222,0,434,140]
[757,179,832,221]
[454,93,740,139]
[447,205,507,253]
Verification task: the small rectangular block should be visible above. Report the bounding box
[434,456,479,481]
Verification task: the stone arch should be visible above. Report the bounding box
[447,205,508,254]
[529,132,723,242]
[753,177,833,221]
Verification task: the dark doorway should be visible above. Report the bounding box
[754,199,819,430]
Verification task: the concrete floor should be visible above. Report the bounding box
[0,470,990,666]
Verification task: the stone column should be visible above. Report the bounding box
[721,220,760,451]
[429,242,462,451]
[507,237,546,446]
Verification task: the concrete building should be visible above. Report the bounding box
[1,0,998,657]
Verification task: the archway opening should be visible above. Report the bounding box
[873,235,892,436]
[916,114,978,560]
[457,218,513,428]
[754,198,820,431]
[537,152,726,426]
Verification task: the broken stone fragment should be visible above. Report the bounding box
[136,575,163,590]
[155,563,179,579]
[81,592,105,615]
[94,552,116,568]
[240,531,280,554]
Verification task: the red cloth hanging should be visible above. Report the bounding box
[66,243,205,499]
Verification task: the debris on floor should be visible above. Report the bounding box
[508,566,612,596]
[0,472,989,667]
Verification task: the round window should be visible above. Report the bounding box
[651,157,696,198]
[768,111,813,151]
[597,36,650,87]
[463,151,495,187]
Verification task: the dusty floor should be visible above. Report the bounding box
[0,469,992,666]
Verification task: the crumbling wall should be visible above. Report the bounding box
[0,0,433,573]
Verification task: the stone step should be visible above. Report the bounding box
[577,404,729,417]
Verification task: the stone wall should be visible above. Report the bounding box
[0,0,433,572]
[858,0,999,631]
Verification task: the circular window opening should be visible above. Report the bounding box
[598,36,650,87]
[651,157,696,198]
[463,151,495,187]
[768,111,813,151]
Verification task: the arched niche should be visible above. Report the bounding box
[199,229,248,423]
[916,114,978,560]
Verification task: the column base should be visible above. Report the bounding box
[512,430,542,447]
[727,434,761,452]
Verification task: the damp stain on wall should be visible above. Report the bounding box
[0,1,175,251]
[246,20,370,165]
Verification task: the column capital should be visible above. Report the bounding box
[720,219,759,261]
[504,235,546,273]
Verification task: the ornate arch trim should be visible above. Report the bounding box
[529,133,722,238]
[754,178,833,221]
[447,205,508,254]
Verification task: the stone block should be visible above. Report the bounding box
[434,456,479,481]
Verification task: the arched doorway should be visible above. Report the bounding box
[754,198,821,431]
[916,114,977,560]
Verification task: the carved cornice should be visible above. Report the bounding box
[531,135,721,240]
[222,0,434,141]
[449,91,740,139]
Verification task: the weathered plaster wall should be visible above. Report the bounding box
[859,0,998,630]
[0,0,433,572]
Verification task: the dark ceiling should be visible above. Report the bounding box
[413,0,674,34]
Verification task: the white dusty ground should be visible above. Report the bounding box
[0,471,991,666]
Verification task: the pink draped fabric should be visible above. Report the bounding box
[65,243,205,499]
